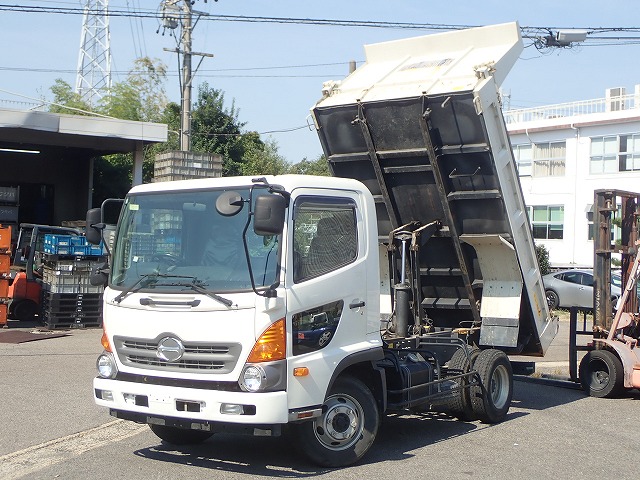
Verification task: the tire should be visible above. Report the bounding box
[10,299,38,322]
[291,376,379,467]
[470,349,513,424]
[546,289,559,310]
[149,424,214,445]
[445,346,480,421]
[579,349,624,398]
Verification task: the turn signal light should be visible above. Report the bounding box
[247,318,286,362]
[293,367,309,377]
[101,330,112,352]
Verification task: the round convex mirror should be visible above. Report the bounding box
[215,190,244,216]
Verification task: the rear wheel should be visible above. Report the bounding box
[291,375,379,467]
[579,349,624,398]
[546,290,559,309]
[9,299,38,322]
[149,424,213,445]
[470,349,513,424]
[445,346,480,421]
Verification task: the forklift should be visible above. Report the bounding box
[572,189,640,397]
[8,223,81,321]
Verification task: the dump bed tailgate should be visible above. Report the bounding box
[312,22,557,355]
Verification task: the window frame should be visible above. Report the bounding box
[512,141,566,177]
[529,205,564,240]
[291,196,359,283]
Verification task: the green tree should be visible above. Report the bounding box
[189,82,264,176]
[100,57,168,122]
[48,79,92,114]
[288,155,331,176]
[535,243,551,276]
[242,137,290,176]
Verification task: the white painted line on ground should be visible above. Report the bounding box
[0,420,147,480]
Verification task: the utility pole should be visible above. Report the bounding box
[154,0,221,184]
[160,0,212,152]
[180,0,192,151]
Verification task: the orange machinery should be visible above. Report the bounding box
[8,224,81,322]
[0,226,11,326]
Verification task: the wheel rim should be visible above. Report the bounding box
[589,359,610,391]
[489,364,510,409]
[314,393,364,451]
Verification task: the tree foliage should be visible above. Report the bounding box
[288,155,330,176]
[48,79,92,114]
[535,243,551,276]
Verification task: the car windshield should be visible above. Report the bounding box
[110,187,281,294]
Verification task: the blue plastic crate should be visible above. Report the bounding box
[70,236,87,246]
[44,244,71,255]
[72,245,91,256]
[44,234,73,247]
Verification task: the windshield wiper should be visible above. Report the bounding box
[113,273,201,304]
[114,273,160,303]
[153,280,234,308]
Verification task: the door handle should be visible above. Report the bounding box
[349,301,365,309]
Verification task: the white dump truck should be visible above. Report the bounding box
[87,22,557,467]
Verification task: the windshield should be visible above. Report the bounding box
[111,187,281,294]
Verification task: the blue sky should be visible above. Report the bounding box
[2,1,640,163]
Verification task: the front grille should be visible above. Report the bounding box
[114,335,242,374]
[127,355,225,370]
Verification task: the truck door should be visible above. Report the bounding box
[285,190,373,407]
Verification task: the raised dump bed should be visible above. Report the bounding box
[312,22,557,355]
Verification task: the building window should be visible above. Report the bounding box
[619,134,640,171]
[529,205,564,239]
[590,134,640,174]
[532,141,566,176]
[512,142,565,177]
[513,144,532,176]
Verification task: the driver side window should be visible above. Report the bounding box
[293,197,357,283]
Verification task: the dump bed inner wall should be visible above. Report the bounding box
[314,92,545,354]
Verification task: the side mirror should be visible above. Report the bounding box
[85,208,103,245]
[90,262,109,286]
[253,194,287,236]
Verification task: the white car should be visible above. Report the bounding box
[542,269,620,310]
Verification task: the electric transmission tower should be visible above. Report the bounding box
[75,0,112,107]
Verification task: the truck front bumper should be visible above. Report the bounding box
[94,377,290,428]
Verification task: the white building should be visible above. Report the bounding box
[505,87,640,268]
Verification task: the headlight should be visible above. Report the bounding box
[96,352,118,379]
[240,365,266,392]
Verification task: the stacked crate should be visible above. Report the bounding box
[153,151,222,182]
[41,234,105,329]
[0,226,11,326]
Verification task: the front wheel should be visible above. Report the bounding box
[470,349,513,424]
[579,349,624,398]
[149,424,214,445]
[291,376,379,467]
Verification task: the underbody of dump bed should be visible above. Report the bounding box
[312,22,557,355]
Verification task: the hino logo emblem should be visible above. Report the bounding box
[156,336,185,362]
